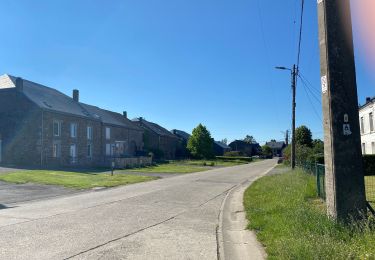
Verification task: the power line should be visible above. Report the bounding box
[300,78,322,122]
[296,0,305,68]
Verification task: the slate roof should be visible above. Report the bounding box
[171,129,191,141]
[0,74,142,130]
[266,141,286,150]
[133,118,177,138]
[214,141,231,149]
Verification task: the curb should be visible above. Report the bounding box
[216,165,276,260]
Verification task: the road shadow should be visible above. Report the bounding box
[0,204,16,210]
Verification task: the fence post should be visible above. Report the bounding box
[316,163,321,197]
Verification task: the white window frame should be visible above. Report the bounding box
[106,143,111,156]
[53,120,61,137]
[70,123,77,138]
[53,143,60,158]
[362,143,366,155]
[372,142,375,154]
[106,127,111,140]
[370,113,374,132]
[70,144,77,163]
[87,126,93,140]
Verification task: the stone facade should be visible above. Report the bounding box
[133,118,178,160]
[0,74,146,168]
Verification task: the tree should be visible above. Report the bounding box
[295,125,313,147]
[261,145,273,158]
[221,138,228,145]
[244,135,256,144]
[187,124,214,159]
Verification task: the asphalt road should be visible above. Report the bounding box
[0,159,276,260]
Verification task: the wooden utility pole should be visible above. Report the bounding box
[317,0,367,220]
[291,65,297,169]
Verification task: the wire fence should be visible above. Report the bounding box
[298,162,374,207]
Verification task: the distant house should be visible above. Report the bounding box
[171,129,191,159]
[359,97,375,154]
[228,140,260,157]
[133,118,179,159]
[265,141,286,157]
[213,141,231,156]
[0,74,144,167]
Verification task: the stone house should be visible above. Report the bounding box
[133,118,178,159]
[228,140,261,157]
[0,74,144,167]
[213,141,231,156]
[265,141,286,157]
[171,129,191,159]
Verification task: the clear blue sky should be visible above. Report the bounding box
[1,0,374,144]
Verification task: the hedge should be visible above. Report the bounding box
[363,155,375,176]
[302,155,375,176]
[216,156,253,162]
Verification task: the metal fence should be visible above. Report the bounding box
[298,162,374,206]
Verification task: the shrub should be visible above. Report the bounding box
[216,156,253,162]
[224,151,243,157]
[363,155,375,176]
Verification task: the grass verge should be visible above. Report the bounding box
[244,169,375,259]
[0,170,157,189]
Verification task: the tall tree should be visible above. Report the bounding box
[221,138,228,145]
[187,124,214,159]
[243,135,256,144]
[295,125,313,147]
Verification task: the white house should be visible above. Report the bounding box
[359,97,375,154]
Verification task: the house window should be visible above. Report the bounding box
[106,143,111,156]
[372,142,375,154]
[370,113,374,132]
[361,117,364,134]
[53,143,61,158]
[70,144,77,163]
[87,144,92,158]
[53,121,61,137]
[70,123,77,138]
[106,127,111,140]
[87,126,93,140]
[362,143,366,155]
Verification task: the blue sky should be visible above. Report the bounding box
[1,0,374,144]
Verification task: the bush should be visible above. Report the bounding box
[363,155,375,176]
[224,151,243,157]
[216,156,253,162]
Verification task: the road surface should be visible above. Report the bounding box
[0,159,276,259]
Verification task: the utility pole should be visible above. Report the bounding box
[276,65,297,169]
[291,65,297,169]
[317,0,367,220]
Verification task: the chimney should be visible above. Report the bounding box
[16,77,23,92]
[366,97,371,103]
[139,117,143,122]
[123,111,127,118]
[73,89,79,102]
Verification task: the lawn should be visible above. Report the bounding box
[123,159,253,174]
[244,169,375,259]
[0,170,157,189]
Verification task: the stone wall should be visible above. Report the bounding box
[42,111,103,167]
[112,156,152,169]
[0,89,41,165]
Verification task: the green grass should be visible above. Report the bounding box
[123,159,253,174]
[244,169,375,259]
[0,170,157,189]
